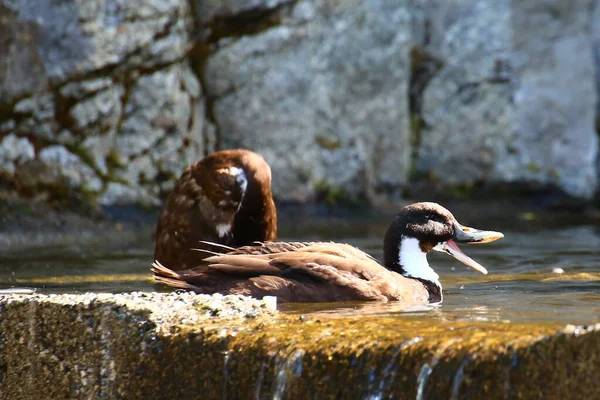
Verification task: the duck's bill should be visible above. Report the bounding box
[453,223,504,244]
[433,240,488,275]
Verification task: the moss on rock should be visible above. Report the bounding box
[0,293,598,399]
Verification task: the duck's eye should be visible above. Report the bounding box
[425,214,434,220]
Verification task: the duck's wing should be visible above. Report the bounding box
[219,241,314,255]
[153,243,392,301]
[220,241,379,262]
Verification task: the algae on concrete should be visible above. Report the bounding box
[0,293,598,400]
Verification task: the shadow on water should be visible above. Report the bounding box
[1,213,599,325]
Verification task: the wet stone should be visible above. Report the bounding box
[0,292,598,399]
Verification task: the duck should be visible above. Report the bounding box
[152,202,503,304]
[154,149,277,271]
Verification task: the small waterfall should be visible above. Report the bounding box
[99,307,116,399]
[222,351,231,400]
[27,302,37,389]
[449,356,470,400]
[503,346,520,399]
[416,339,458,400]
[76,308,92,395]
[272,349,305,400]
[365,337,423,400]
[415,364,433,400]
[254,355,272,400]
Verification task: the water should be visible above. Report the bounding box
[1,223,599,325]
[280,225,600,325]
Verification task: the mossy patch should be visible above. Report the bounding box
[3,293,599,399]
[313,179,363,207]
[409,114,423,141]
[315,135,341,151]
[526,163,541,173]
[448,182,475,198]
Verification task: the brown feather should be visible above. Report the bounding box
[153,202,501,304]
[154,150,277,271]
[152,242,429,303]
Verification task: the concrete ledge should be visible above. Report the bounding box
[0,293,598,399]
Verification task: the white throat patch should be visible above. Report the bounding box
[398,236,440,286]
[216,223,231,238]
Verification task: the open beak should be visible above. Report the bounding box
[433,223,504,275]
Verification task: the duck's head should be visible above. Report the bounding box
[194,149,277,243]
[383,202,503,297]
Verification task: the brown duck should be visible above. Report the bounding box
[154,149,277,271]
[152,202,503,304]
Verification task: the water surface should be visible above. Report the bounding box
[1,223,599,325]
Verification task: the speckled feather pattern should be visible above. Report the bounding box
[154,150,277,271]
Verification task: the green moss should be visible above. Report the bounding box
[4,202,35,217]
[409,114,423,139]
[313,179,362,207]
[449,182,475,198]
[315,135,341,151]
[426,170,438,183]
[2,294,600,399]
[105,149,125,169]
[519,212,536,221]
[104,150,130,185]
[69,144,106,182]
[204,4,284,44]
[408,163,420,180]
[526,163,541,173]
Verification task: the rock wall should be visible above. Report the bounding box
[0,0,204,205]
[0,0,599,206]
[204,1,412,203]
[416,0,598,200]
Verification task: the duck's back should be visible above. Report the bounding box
[153,242,429,303]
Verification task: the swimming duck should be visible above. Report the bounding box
[152,202,503,303]
[154,149,277,271]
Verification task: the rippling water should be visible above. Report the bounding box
[1,222,599,325]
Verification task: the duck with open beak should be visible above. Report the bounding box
[154,202,504,304]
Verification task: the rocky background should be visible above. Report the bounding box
[0,0,599,209]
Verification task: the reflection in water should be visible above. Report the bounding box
[1,226,599,325]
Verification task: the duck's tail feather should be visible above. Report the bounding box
[152,261,203,291]
[190,248,222,256]
[151,260,179,279]
[197,241,235,251]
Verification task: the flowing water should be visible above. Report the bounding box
[1,221,599,326]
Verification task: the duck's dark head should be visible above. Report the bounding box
[231,150,277,244]
[194,149,277,243]
[154,149,276,271]
[383,202,503,301]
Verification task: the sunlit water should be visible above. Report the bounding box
[1,225,599,325]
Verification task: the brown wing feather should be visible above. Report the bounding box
[151,242,408,302]
[226,241,313,255]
